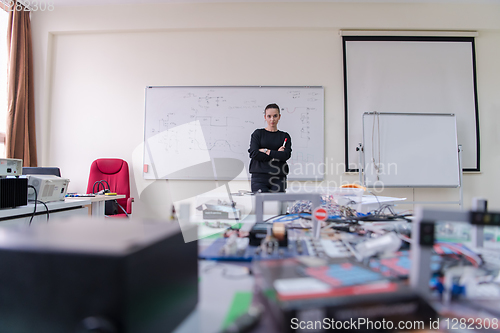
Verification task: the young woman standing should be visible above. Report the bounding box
[248,103,292,193]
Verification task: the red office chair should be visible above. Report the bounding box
[86,158,133,217]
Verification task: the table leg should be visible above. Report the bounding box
[91,201,106,218]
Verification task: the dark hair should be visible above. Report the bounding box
[264,103,281,114]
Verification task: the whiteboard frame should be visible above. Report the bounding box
[343,36,480,172]
[362,112,461,188]
[142,85,325,181]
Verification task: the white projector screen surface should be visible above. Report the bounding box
[363,113,460,188]
[344,36,479,172]
[143,86,324,180]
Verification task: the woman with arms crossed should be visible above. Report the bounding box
[248,103,292,193]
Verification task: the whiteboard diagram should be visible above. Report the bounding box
[143,86,324,180]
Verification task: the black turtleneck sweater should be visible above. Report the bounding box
[248,129,292,177]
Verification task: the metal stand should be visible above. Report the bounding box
[357,142,364,185]
[458,145,464,210]
[471,197,487,248]
[254,193,322,238]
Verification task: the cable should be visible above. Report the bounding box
[264,213,289,223]
[92,181,103,194]
[36,200,49,222]
[397,233,413,244]
[371,112,381,181]
[28,185,37,226]
[355,191,412,221]
[368,190,382,211]
[298,212,311,220]
[116,201,129,217]
[438,242,482,267]
[270,214,301,223]
[100,180,110,191]
[28,199,50,222]
[92,180,111,195]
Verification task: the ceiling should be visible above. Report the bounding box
[50,0,500,7]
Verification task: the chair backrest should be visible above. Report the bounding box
[86,159,130,208]
[23,167,61,177]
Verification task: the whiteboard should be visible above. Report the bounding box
[344,36,479,171]
[143,86,324,180]
[362,113,460,188]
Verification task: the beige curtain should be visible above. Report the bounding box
[6,4,37,166]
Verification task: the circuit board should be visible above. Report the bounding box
[199,238,311,261]
[305,262,387,287]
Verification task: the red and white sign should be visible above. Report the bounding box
[313,207,328,221]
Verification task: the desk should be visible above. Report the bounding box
[176,242,500,333]
[0,199,91,228]
[65,195,125,218]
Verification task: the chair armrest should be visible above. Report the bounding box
[127,197,134,214]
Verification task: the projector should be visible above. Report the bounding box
[27,175,70,202]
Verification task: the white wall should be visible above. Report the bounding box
[31,3,500,219]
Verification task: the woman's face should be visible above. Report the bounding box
[264,108,281,128]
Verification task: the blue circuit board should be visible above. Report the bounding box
[199,238,310,262]
[369,251,442,278]
[326,264,384,286]
[304,262,387,288]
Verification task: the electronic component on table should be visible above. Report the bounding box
[197,200,241,220]
[252,257,438,333]
[249,222,288,247]
[0,177,28,209]
[252,222,290,257]
[0,158,23,176]
[304,238,351,258]
[470,211,500,226]
[200,231,352,262]
[27,175,70,202]
[204,221,234,229]
[0,159,27,209]
[219,234,250,256]
[201,221,355,261]
[199,237,310,261]
[354,232,402,259]
[203,209,241,220]
[66,193,95,197]
[200,222,313,262]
